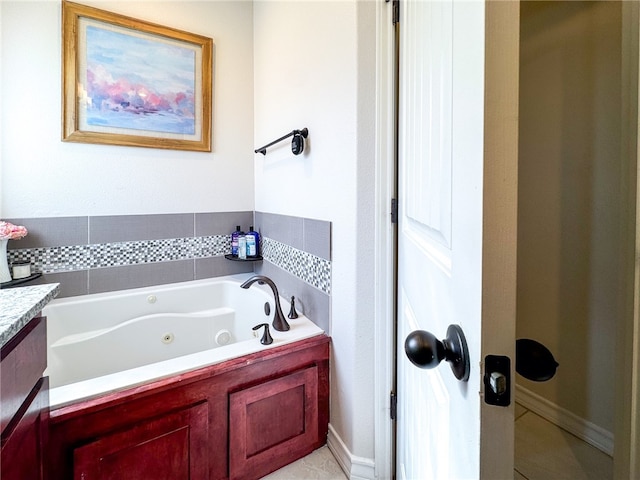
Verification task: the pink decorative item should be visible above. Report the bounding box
[0,221,28,283]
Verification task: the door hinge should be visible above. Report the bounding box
[386,0,399,24]
[390,391,397,420]
[391,198,398,224]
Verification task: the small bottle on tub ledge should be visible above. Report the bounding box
[238,235,247,260]
[231,226,244,257]
[246,226,260,257]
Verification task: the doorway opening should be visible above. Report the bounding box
[515,2,623,478]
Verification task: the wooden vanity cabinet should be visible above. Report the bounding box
[0,316,48,480]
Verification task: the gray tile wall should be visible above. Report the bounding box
[5,212,253,297]
[255,211,331,260]
[89,214,195,243]
[254,212,331,333]
[3,211,331,332]
[255,260,331,333]
[9,216,89,249]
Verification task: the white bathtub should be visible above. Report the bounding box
[43,273,324,408]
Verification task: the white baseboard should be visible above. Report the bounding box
[327,424,376,480]
[516,385,614,456]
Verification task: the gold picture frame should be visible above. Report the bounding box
[62,1,213,151]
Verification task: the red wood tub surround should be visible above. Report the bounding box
[48,335,330,480]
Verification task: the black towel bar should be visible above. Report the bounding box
[255,128,308,155]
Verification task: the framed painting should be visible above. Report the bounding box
[62,1,213,151]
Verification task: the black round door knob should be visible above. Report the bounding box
[405,324,470,381]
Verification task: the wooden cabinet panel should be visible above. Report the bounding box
[1,377,48,480]
[229,366,319,480]
[73,402,208,480]
[1,316,48,480]
[1,316,47,434]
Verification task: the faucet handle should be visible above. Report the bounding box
[252,323,273,345]
[288,296,299,319]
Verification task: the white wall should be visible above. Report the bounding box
[2,0,378,470]
[518,1,621,435]
[254,0,376,468]
[1,1,254,218]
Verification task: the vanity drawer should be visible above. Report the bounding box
[1,316,47,436]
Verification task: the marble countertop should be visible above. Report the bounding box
[0,283,60,349]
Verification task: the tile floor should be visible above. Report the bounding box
[514,403,613,480]
[262,404,613,480]
[260,446,347,480]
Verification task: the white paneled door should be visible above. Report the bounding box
[396,1,519,478]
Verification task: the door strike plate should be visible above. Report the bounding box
[484,355,511,407]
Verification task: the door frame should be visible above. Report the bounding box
[374,1,640,479]
[617,2,640,477]
[373,0,396,479]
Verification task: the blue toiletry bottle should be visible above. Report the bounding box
[245,234,256,257]
[231,226,244,256]
[246,226,260,257]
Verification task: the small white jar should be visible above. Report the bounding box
[11,261,31,280]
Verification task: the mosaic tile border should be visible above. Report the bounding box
[6,235,332,295]
[7,235,230,274]
[261,237,331,295]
